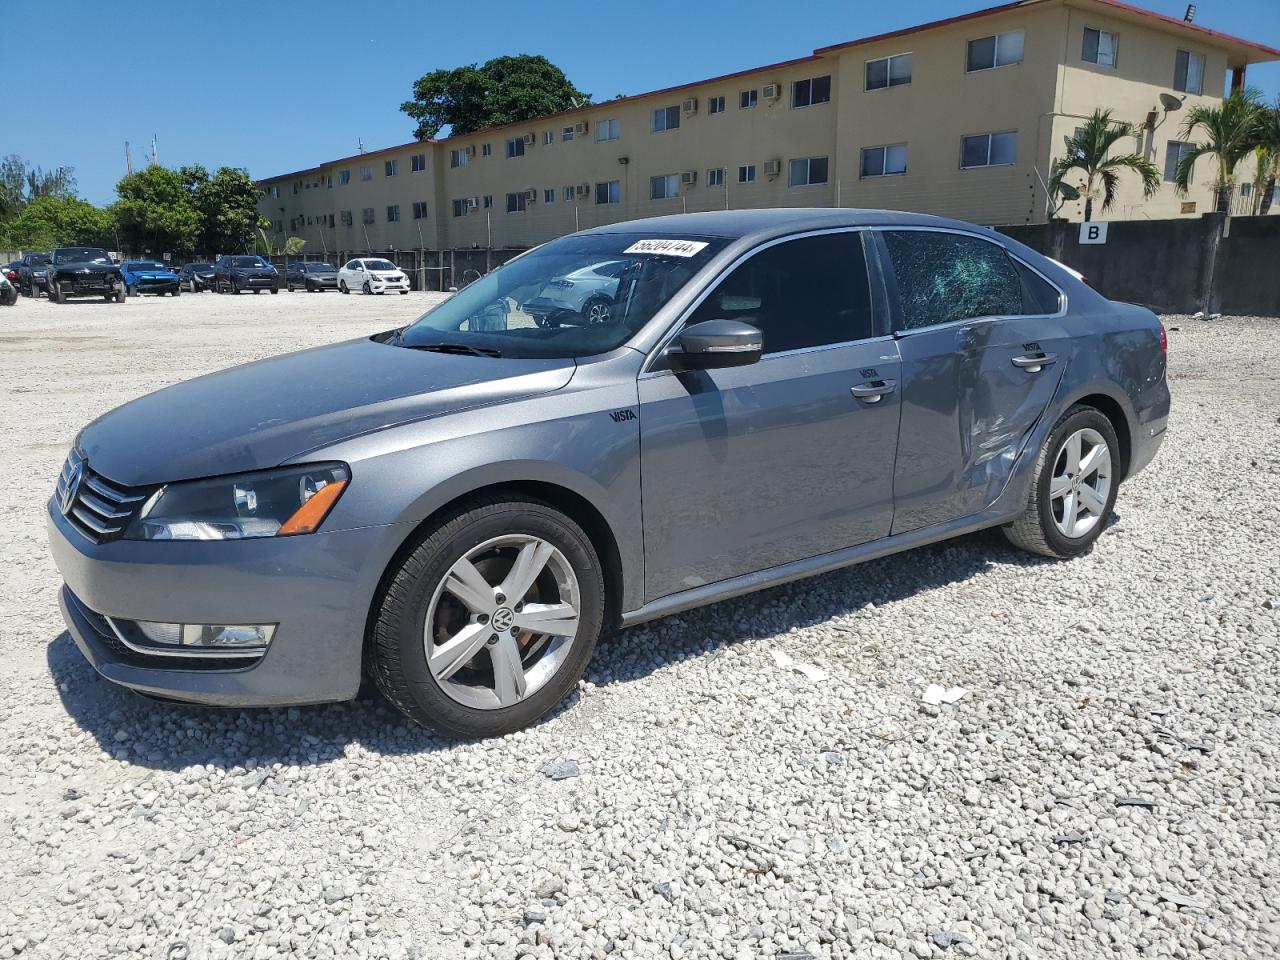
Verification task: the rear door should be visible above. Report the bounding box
[637,230,902,602]
[872,229,1069,534]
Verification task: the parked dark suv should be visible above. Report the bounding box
[17,253,51,297]
[46,247,125,303]
[285,261,339,292]
[213,255,279,294]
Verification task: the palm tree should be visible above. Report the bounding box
[1250,100,1280,215]
[254,227,306,258]
[1049,109,1160,221]
[1174,89,1265,214]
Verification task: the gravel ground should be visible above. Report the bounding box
[0,294,1277,960]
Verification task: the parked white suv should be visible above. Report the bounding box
[338,258,410,295]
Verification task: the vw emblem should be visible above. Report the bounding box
[59,459,84,516]
[491,607,515,631]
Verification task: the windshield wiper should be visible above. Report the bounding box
[398,340,502,358]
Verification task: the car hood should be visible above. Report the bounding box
[78,336,577,486]
[53,261,119,272]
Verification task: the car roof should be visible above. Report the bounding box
[576,208,1004,244]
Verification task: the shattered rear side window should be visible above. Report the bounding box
[882,231,1022,330]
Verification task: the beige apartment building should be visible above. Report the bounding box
[258,0,1278,258]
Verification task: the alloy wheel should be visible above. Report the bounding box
[584,299,612,324]
[1049,427,1112,538]
[424,534,581,710]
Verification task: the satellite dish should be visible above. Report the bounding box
[1160,93,1185,111]
[1057,183,1082,201]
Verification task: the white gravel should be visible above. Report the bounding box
[0,295,1278,960]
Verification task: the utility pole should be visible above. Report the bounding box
[150,135,158,167]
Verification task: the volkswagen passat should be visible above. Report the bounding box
[48,210,1169,738]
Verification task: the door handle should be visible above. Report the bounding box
[850,378,898,402]
[1011,352,1057,372]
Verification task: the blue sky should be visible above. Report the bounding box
[10,0,1279,205]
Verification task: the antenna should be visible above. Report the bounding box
[124,141,133,175]
[1183,3,1195,22]
[150,135,158,166]
[358,139,365,155]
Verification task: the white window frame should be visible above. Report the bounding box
[595,180,621,204]
[544,130,555,145]
[563,185,574,201]
[650,174,680,200]
[652,105,680,133]
[791,75,832,108]
[1082,26,1118,67]
[708,95,726,114]
[543,188,555,203]
[386,204,400,222]
[412,201,428,220]
[740,89,758,109]
[1164,140,1195,183]
[506,191,527,214]
[359,165,372,181]
[707,167,725,187]
[361,207,375,224]
[1174,49,1205,95]
[563,126,574,141]
[960,131,1018,169]
[966,29,1025,72]
[506,138,526,159]
[596,118,620,142]
[384,159,397,177]
[787,157,829,187]
[411,153,426,172]
[738,164,756,184]
[865,52,913,91]
[860,144,908,178]
[482,143,492,157]
[451,199,467,218]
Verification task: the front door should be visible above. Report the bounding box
[872,229,1069,534]
[638,231,901,603]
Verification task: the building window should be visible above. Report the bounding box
[385,159,397,177]
[359,165,372,181]
[544,188,555,203]
[1082,28,1118,67]
[340,210,352,226]
[652,105,680,132]
[738,164,756,183]
[1164,140,1195,182]
[411,153,426,172]
[861,145,908,178]
[482,143,492,157]
[412,201,428,220]
[709,95,725,114]
[961,131,1018,168]
[544,130,555,145]
[326,175,332,188]
[1174,49,1204,94]
[327,214,335,228]
[361,207,375,224]
[506,192,528,213]
[791,75,831,108]
[339,170,350,185]
[452,199,468,217]
[707,167,725,187]
[967,29,1025,71]
[650,174,680,200]
[564,185,574,201]
[740,89,758,109]
[483,195,493,209]
[595,180,620,204]
[866,53,912,90]
[788,157,829,187]
[563,126,574,141]
[596,118,620,142]
[449,148,468,168]
[268,185,279,198]
[386,204,400,222]
[506,138,526,158]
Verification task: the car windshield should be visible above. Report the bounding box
[130,261,167,271]
[53,248,111,264]
[307,263,336,273]
[365,260,397,271]
[395,233,725,359]
[188,263,212,271]
[232,257,268,268]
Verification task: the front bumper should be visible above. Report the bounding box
[58,274,121,295]
[369,278,409,292]
[134,279,180,293]
[48,500,410,707]
[236,274,279,289]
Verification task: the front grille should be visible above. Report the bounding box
[65,590,260,672]
[55,451,150,543]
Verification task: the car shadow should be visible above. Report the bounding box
[47,524,1071,772]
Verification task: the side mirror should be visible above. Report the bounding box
[670,319,763,369]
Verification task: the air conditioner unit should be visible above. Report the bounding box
[682,97,698,114]
[762,83,781,101]
[465,145,476,158]
[525,188,537,202]
[763,159,782,177]
[467,197,480,209]
[574,121,588,135]
[681,170,697,185]
[576,183,590,197]
[522,133,535,145]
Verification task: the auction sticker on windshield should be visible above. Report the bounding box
[623,239,709,257]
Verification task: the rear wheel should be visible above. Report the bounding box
[581,295,613,325]
[1004,405,1120,559]
[370,498,605,739]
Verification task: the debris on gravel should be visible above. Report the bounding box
[1,301,1278,959]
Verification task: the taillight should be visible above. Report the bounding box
[1159,323,1168,354]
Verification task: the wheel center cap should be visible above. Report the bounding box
[491,607,515,631]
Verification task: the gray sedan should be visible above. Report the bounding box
[47,209,1168,738]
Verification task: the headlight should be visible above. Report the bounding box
[124,463,349,541]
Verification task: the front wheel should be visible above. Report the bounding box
[362,281,372,295]
[270,287,278,295]
[581,295,613,325]
[113,285,126,303]
[48,283,63,304]
[1003,405,1120,559]
[369,498,606,739]
[339,280,349,294]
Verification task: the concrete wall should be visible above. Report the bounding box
[998,213,1280,315]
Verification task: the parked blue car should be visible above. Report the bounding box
[121,260,181,297]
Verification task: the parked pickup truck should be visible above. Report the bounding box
[46,247,125,303]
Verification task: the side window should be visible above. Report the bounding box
[686,233,873,354]
[1012,259,1062,314]
[880,231,1023,330]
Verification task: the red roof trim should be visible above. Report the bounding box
[814,0,1037,54]
[1089,0,1280,59]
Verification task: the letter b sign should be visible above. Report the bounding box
[1079,221,1108,245]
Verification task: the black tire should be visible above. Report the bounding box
[362,281,372,295]
[1003,404,1121,559]
[400,290,409,295]
[369,497,606,739]
[173,287,181,296]
[581,294,613,325]
[113,285,126,303]
[126,284,136,298]
[286,282,294,292]
[270,287,278,295]
[48,283,63,304]
[233,282,241,294]
[339,280,349,294]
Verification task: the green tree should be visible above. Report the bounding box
[254,222,306,257]
[195,167,263,254]
[1048,109,1160,221]
[1249,100,1280,215]
[1174,89,1265,213]
[0,154,77,220]
[114,165,203,257]
[401,55,589,140]
[0,194,112,250]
